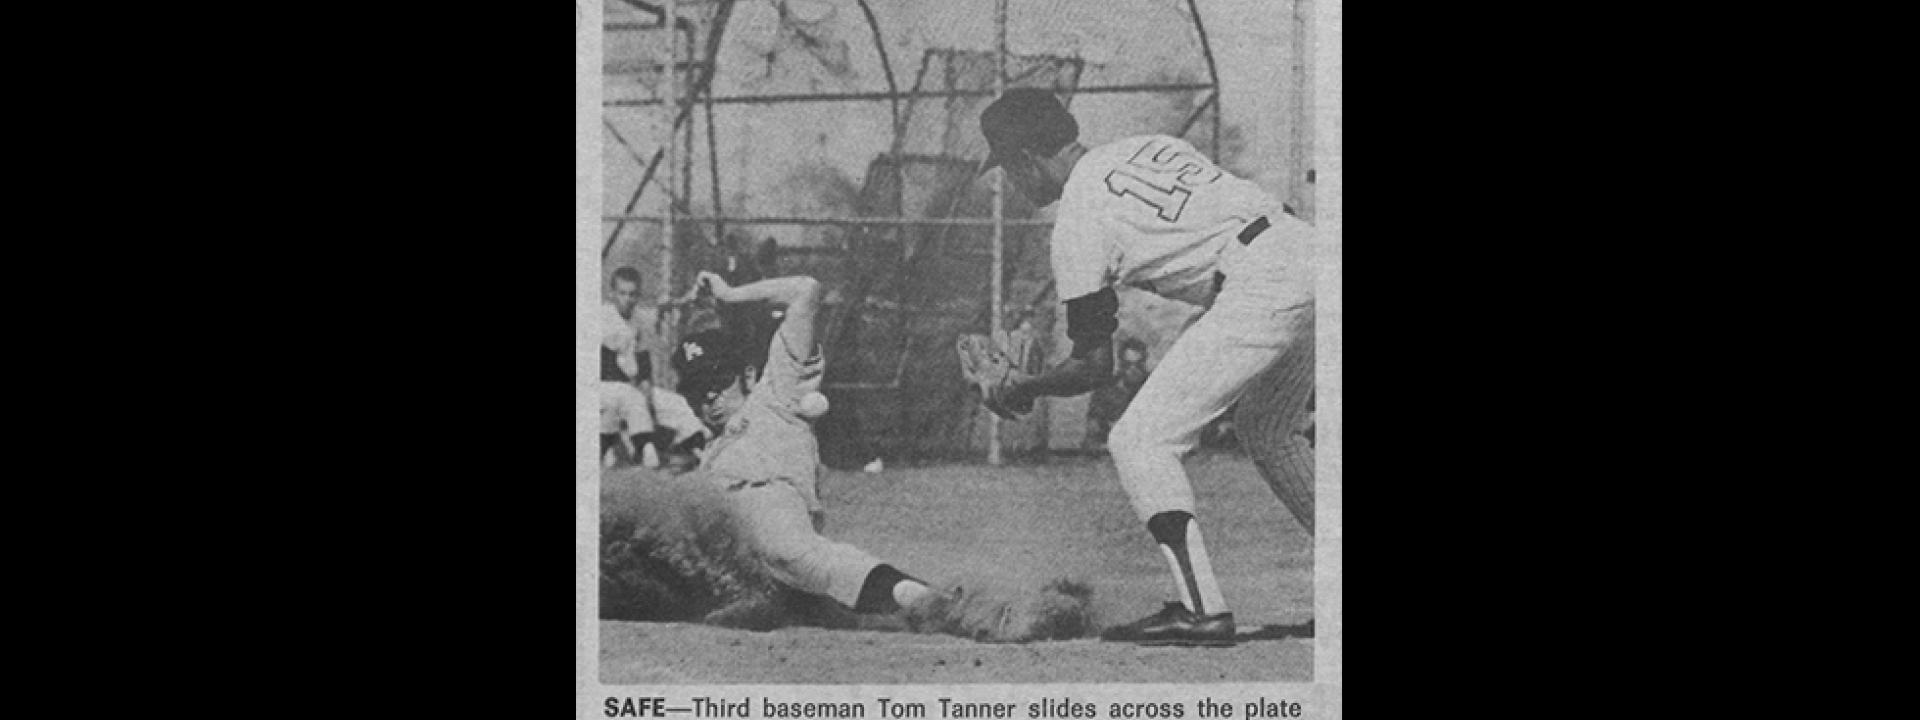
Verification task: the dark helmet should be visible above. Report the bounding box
[672,329,753,399]
[978,87,1079,176]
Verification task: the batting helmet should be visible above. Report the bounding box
[672,329,755,400]
[978,88,1079,176]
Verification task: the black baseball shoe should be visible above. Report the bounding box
[1099,602,1236,647]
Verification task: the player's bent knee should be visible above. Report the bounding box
[755,535,842,586]
[1106,414,1146,449]
[1108,416,1179,462]
[753,547,805,586]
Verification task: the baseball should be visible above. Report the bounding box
[796,391,830,419]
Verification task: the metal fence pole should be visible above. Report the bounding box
[660,0,679,309]
[987,0,1009,466]
[658,0,681,389]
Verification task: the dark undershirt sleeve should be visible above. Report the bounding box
[1064,287,1119,359]
[601,346,629,383]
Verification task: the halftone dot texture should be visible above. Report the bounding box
[601,0,1226,463]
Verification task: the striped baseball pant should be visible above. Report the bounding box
[1109,214,1315,528]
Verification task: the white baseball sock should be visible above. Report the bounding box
[1150,511,1230,617]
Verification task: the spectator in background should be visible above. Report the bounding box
[603,269,714,470]
[1084,337,1150,451]
[602,267,661,467]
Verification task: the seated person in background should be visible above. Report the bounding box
[601,381,711,470]
[645,385,710,471]
[602,266,661,467]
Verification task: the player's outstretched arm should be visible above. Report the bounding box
[1007,287,1118,403]
[697,271,824,356]
[1011,335,1114,403]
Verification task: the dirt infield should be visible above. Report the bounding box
[599,453,1313,684]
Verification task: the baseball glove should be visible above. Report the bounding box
[956,334,1034,420]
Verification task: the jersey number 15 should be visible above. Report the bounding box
[1103,140,1223,222]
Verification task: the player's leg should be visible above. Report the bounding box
[648,387,706,448]
[645,387,709,470]
[1222,212,1318,534]
[600,381,642,466]
[602,381,658,467]
[1103,283,1301,645]
[1235,306,1315,533]
[728,483,929,613]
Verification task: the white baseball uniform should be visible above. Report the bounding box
[698,333,880,608]
[599,302,704,442]
[600,301,654,441]
[600,385,708,446]
[1050,134,1315,524]
[600,302,643,380]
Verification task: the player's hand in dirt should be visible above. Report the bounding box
[901,577,1096,643]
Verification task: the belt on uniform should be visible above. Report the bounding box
[1237,216,1271,245]
[1215,216,1272,294]
[713,472,788,492]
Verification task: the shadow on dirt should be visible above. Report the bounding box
[1237,620,1314,641]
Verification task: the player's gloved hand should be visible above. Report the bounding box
[956,334,1035,420]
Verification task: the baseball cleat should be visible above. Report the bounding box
[1100,602,1236,647]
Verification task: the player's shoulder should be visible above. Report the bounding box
[1066,136,1162,199]
[1090,135,1167,160]
[599,302,626,325]
[1096,134,1198,155]
[1076,136,1208,183]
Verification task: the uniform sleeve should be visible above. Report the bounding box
[600,304,634,352]
[761,331,824,404]
[1065,286,1119,357]
[1050,193,1114,302]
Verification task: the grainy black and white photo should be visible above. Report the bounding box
[578,0,1340,699]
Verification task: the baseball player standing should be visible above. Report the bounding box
[671,271,937,621]
[975,88,1316,647]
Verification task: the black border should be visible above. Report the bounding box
[222,1,1685,714]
